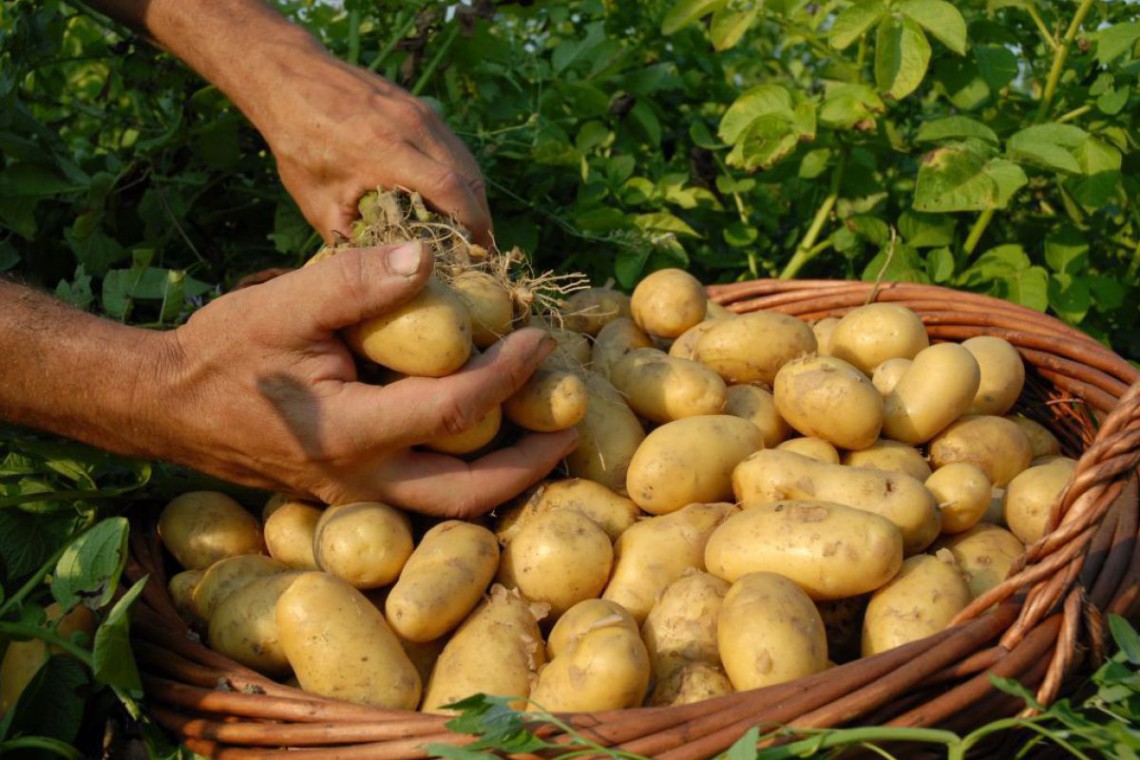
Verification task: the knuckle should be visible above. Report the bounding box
[434,393,482,438]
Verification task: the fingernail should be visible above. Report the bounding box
[389,241,424,276]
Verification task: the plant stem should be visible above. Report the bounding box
[1025,5,1059,51]
[347,7,362,66]
[0,517,94,619]
[1057,104,1093,124]
[369,11,417,72]
[0,622,95,667]
[780,154,845,279]
[0,738,83,760]
[1035,0,1096,122]
[412,23,460,97]
[963,208,995,256]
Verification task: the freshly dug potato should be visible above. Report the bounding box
[314,502,414,589]
[963,336,1025,416]
[276,572,421,708]
[812,317,841,356]
[344,278,472,377]
[498,510,613,618]
[704,300,735,320]
[723,384,791,447]
[925,463,992,534]
[591,317,654,379]
[263,500,322,570]
[631,268,708,339]
[449,270,514,348]
[209,572,300,676]
[776,436,840,464]
[936,524,1026,598]
[861,553,971,656]
[1006,415,1063,459]
[733,449,941,554]
[385,521,500,643]
[159,491,264,571]
[928,415,1034,488]
[695,311,817,386]
[261,493,292,522]
[883,343,980,444]
[193,554,287,621]
[168,569,205,623]
[495,478,639,544]
[565,373,646,493]
[424,405,502,454]
[546,325,592,367]
[561,286,632,336]
[651,662,734,706]
[642,572,730,704]
[668,320,721,361]
[421,585,546,712]
[626,415,763,515]
[604,502,737,623]
[547,599,639,658]
[1003,457,1077,544]
[828,303,929,375]
[842,440,932,481]
[705,501,904,599]
[871,358,912,396]
[718,572,828,690]
[1,603,96,715]
[503,367,588,432]
[774,355,884,450]
[611,349,727,423]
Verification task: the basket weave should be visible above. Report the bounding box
[126,279,1140,759]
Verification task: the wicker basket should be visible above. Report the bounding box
[126,279,1140,760]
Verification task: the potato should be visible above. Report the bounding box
[276,572,421,708]
[168,569,204,623]
[733,449,941,555]
[641,572,730,702]
[193,554,287,621]
[264,500,322,570]
[1006,415,1063,459]
[611,349,727,423]
[861,553,971,656]
[398,636,448,688]
[565,373,646,493]
[936,524,1026,598]
[449,270,514,348]
[1003,457,1077,544]
[545,325,592,367]
[627,415,763,515]
[424,404,502,454]
[871,358,912,396]
[812,317,841,356]
[591,317,654,380]
[495,478,639,544]
[842,440,931,481]
[651,662,734,706]
[498,510,613,618]
[705,501,904,599]
[668,320,721,361]
[313,503,414,589]
[723,384,791,447]
[774,355,884,450]
[1,603,96,715]
[561,286,632,336]
[928,415,1034,488]
[547,599,639,658]
[776,436,840,464]
[603,502,736,623]
[344,278,472,377]
[422,585,546,712]
[631,268,708,339]
[159,491,264,571]
[503,367,588,432]
[925,463,992,534]
[704,300,735,320]
[718,572,828,690]
[963,336,1025,416]
[261,493,293,522]
[883,343,980,444]
[695,311,817,386]
[209,572,300,676]
[385,520,500,643]
[828,303,929,375]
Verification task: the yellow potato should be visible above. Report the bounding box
[630,268,708,339]
[936,524,1026,598]
[591,317,654,379]
[718,572,828,690]
[928,415,1034,488]
[192,554,287,621]
[705,501,904,599]
[650,662,734,706]
[547,599,639,658]
[565,373,646,493]
[159,491,264,571]
[276,572,421,708]
[842,440,932,481]
[704,300,735,320]
[544,325,592,367]
[883,343,981,444]
[926,463,992,534]
[668,320,721,361]
[723,384,791,447]
[812,316,841,356]
[209,572,300,676]
[1006,415,1063,459]
[642,572,730,705]
[449,270,514,348]
[963,336,1025,416]
[828,303,929,375]
[168,569,204,623]
[561,286,632,336]
[495,478,640,544]
[695,311,817,385]
[385,520,500,643]
[871,358,912,396]
[626,415,763,515]
[503,367,588,432]
[611,348,727,423]
[1003,457,1077,544]
[263,500,322,570]
[861,553,971,656]
[774,355,884,450]
[424,404,502,454]
[1,603,96,715]
[314,502,414,589]
[776,436,840,463]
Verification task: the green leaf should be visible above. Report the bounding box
[1087,276,1126,311]
[1007,124,1088,174]
[628,101,662,147]
[0,241,22,272]
[899,210,956,248]
[0,197,38,240]
[710,7,759,51]
[925,246,955,282]
[1109,614,1140,665]
[634,212,700,238]
[861,242,929,283]
[915,116,999,147]
[1003,266,1049,311]
[0,162,88,199]
[818,83,885,130]
[1048,273,1091,323]
[830,1,887,51]
[845,215,891,245]
[724,726,762,760]
[974,44,1019,92]
[615,247,651,289]
[914,146,1026,212]
[1044,225,1088,275]
[875,16,933,100]
[799,148,832,180]
[719,84,795,144]
[92,576,147,691]
[726,116,800,171]
[661,0,728,35]
[1096,86,1130,116]
[897,0,967,55]
[724,221,759,248]
[52,517,129,611]
[0,511,77,582]
[552,22,606,74]
[960,243,1030,286]
[3,656,89,745]
[1096,22,1140,65]
[1064,137,1123,210]
[65,228,129,278]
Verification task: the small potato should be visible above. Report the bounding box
[314,502,414,589]
[1003,457,1077,544]
[627,415,763,515]
[843,440,932,481]
[723,384,791,447]
[928,415,1034,488]
[546,325,592,367]
[0,603,96,715]
[631,268,708,339]
[612,349,728,423]
[193,554,287,621]
[424,404,502,454]
[963,336,1025,416]
[883,343,981,444]
[695,312,817,386]
[168,569,204,623]
[718,573,828,690]
[668,320,721,361]
[861,553,971,656]
[450,270,514,348]
[812,317,841,356]
[776,437,840,464]
[264,500,323,570]
[498,510,613,618]
[565,373,646,493]
[495,478,639,544]
[344,278,472,377]
[422,585,546,712]
[642,572,730,693]
[651,662,734,706]
[547,599,639,658]
[774,355,884,450]
[561,286,632,336]
[705,501,904,599]
[385,521,500,643]
[604,502,737,623]
[591,318,655,379]
[704,300,735,320]
[828,303,929,375]
[261,493,293,522]
[503,367,588,432]
[871,358,912,396]
[936,524,1026,598]
[159,491,264,571]
[209,572,300,676]
[926,463,992,534]
[1006,415,1063,459]
[277,572,421,708]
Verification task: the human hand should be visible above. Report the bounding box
[150,241,576,516]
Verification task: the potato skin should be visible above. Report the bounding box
[722,384,790,447]
[1003,457,1077,544]
[562,287,632,336]
[776,437,840,464]
[1006,415,1063,459]
[812,317,840,356]
[928,415,1034,488]
[209,572,300,676]
[718,573,828,690]
[861,553,971,656]
[424,405,502,454]
[503,367,588,432]
[264,500,323,570]
[591,317,654,380]
[314,502,414,589]
[774,355,884,450]
[276,572,421,708]
[548,599,639,658]
[695,311,817,386]
[159,491,264,571]
[883,343,980,444]
[385,521,500,643]
[565,373,646,493]
[963,336,1025,416]
[168,569,205,623]
[449,270,514,348]
[925,463,992,534]
[842,440,932,482]
[871,358,912,396]
[631,268,708,339]
[828,303,929,375]
[642,572,730,705]
[936,524,1026,598]
[705,501,904,599]
[612,349,727,423]
[668,320,721,361]
[193,554,287,621]
[495,478,639,544]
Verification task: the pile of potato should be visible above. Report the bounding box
[158,267,1075,713]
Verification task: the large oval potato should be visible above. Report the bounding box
[449,270,514,348]
[883,343,980,444]
[192,554,287,621]
[159,491,264,571]
[591,317,654,380]
[722,384,790,447]
[209,572,300,676]
[263,500,322,570]
[774,355,884,450]
[503,367,588,432]
[928,415,1034,488]
[630,268,707,339]
[963,336,1025,416]
[695,311,817,386]
[842,440,932,482]
[828,303,929,375]
[935,524,1026,598]
[495,478,639,544]
[925,463,992,534]
[1003,457,1077,544]
[642,572,731,706]
[561,286,632,336]
[611,349,727,423]
[424,405,502,454]
[314,502,414,589]
[776,436,840,464]
[547,599,639,658]
[565,373,646,493]
[668,320,721,361]
[861,553,971,656]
